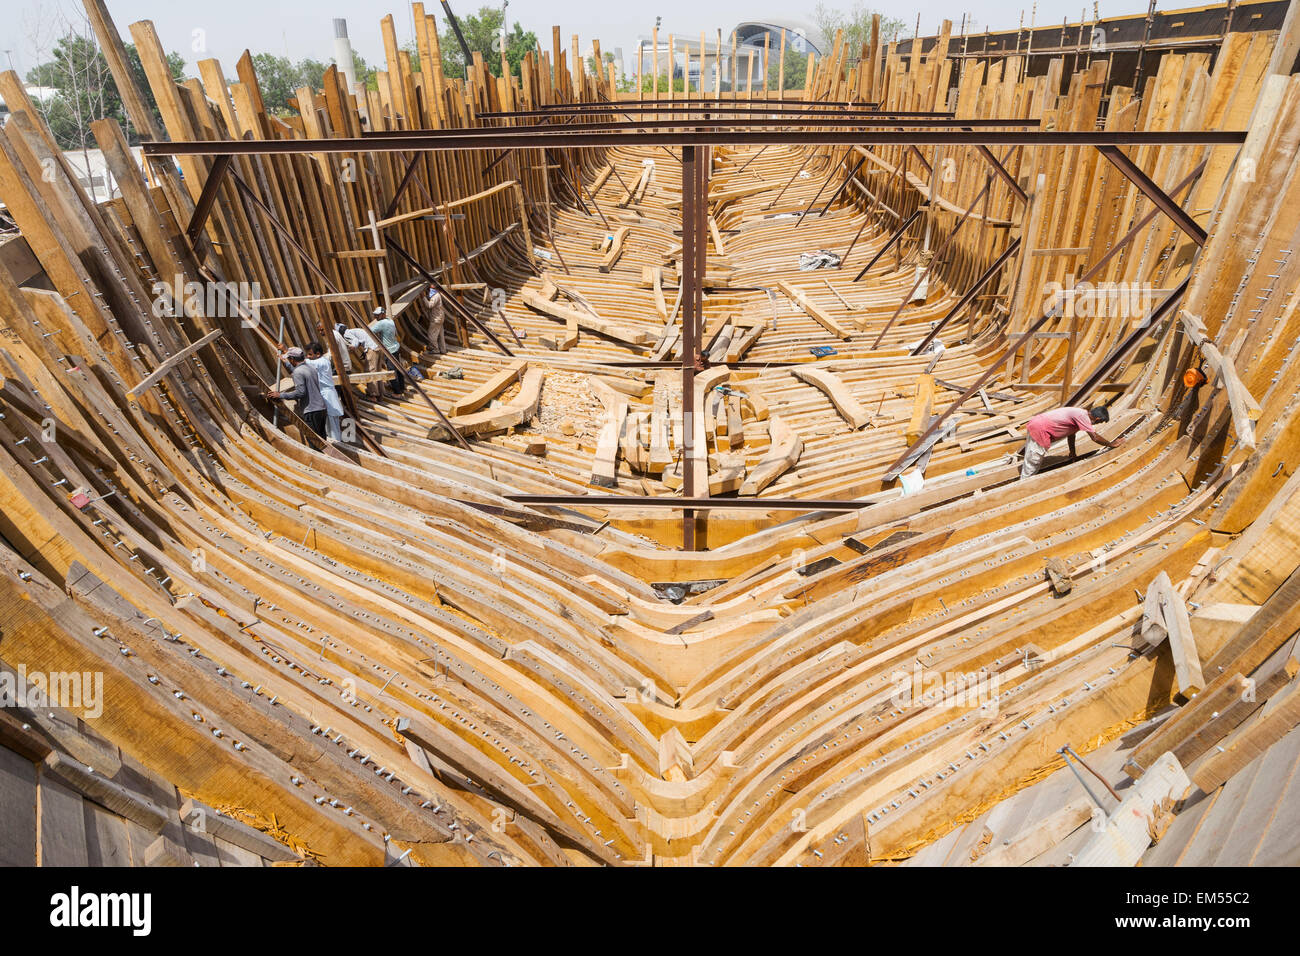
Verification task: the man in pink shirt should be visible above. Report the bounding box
[1020,406,1121,478]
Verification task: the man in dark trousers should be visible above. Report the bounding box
[266,346,328,437]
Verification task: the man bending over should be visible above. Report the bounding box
[1020,406,1122,479]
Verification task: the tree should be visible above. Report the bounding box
[639,75,685,93]
[438,7,538,79]
[124,43,186,138]
[767,49,810,91]
[297,58,328,93]
[250,53,298,113]
[24,14,185,154]
[348,51,378,92]
[27,31,119,153]
[811,3,908,62]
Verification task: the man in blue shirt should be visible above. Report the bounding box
[368,307,405,397]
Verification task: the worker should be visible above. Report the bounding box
[1020,405,1121,479]
[266,346,327,437]
[425,286,446,355]
[368,306,406,397]
[914,321,945,357]
[304,341,345,442]
[318,321,351,373]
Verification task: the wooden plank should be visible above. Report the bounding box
[434,367,545,439]
[1141,571,1205,695]
[83,801,135,867]
[598,226,630,272]
[0,746,37,866]
[521,289,654,346]
[37,769,89,866]
[775,280,852,339]
[43,751,170,832]
[127,329,223,398]
[448,360,527,415]
[972,797,1093,867]
[740,415,802,495]
[907,374,935,444]
[1074,752,1190,867]
[792,367,870,429]
[179,798,299,862]
[1193,671,1300,792]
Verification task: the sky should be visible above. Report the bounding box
[2,0,1160,81]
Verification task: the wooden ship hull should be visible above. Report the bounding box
[0,0,1298,867]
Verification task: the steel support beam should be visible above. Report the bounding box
[854,209,922,281]
[680,143,709,550]
[975,143,1029,203]
[381,153,425,220]
[1066,279,1189,405]
[143,131,1248,157]
[184,154,231,245]
[385,237,515,357]
[910,238,1021,354]
[1096,144,1209,245]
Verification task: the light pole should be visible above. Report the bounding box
[499,0,509,77]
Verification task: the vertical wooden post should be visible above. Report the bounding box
[778,29,787,100]
[730,31,739,100]
[762,33,771,93]
[652,26,660,103]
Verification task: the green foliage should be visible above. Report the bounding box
[250,53,298,113]
[767,49,809,90]
[351,51,378,92]
[25,32,185,149]
[638,76,685,93]
[437,6,538,78]
[812,2,909,60]
[297,58,328,92]
[248,53,355,113]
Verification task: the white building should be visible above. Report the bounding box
[632,19,825,94]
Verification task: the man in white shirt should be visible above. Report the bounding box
[304,341,345,441]
[320,322,352,373]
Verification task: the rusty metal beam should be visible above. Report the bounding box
[381,153,425,220]
[680,143,708,550]
[385,237,515,357]
[910,238,1021,354]
[184,154,231,245]
[144,130,1248,157]
[1096,144,1209,245]
[853,209,922,281]
[1066,278,1189,405]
